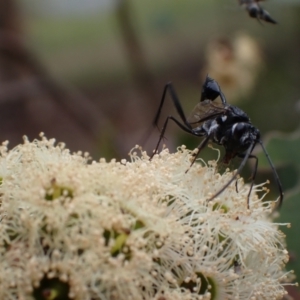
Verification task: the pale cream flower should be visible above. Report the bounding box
[0,135,294,300]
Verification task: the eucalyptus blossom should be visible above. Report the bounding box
[0,134,293,300]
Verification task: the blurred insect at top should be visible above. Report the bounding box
[201,33,263,104]
[238,0,277,24]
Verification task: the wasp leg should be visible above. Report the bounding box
[149,83,196,158]
[186,134,212,173]
[207,142,255,206]
[150,115,195,159]
[153,82,191,131]
[140,82,191,147]
[237,153,258,209]
[258,141,284,209]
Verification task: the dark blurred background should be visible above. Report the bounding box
[1,0,300,297]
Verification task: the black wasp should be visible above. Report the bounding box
[239,0,277,24]
[151,76,283,208]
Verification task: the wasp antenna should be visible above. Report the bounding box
[258,141,284,209]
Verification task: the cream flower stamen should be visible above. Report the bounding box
[0,136,295,300]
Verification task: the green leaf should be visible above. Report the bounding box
[257,129,300,283]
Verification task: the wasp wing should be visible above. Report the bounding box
[187,100,227,128]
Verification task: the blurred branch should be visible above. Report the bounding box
[0,77,38,103]
[115,0,163,149]
[0,30,111,140]
[0,0,22,33]
[115,0,158,112]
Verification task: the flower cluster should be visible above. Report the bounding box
[0,134,293,300]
